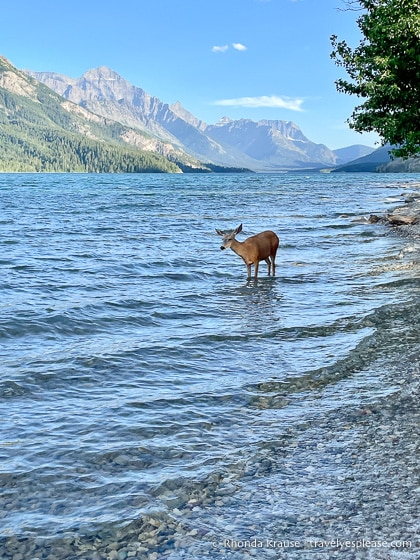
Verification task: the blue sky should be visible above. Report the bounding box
[1,0,381,150]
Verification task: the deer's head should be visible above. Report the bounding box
[216,223,243,250]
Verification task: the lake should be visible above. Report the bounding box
[0,172,418,559]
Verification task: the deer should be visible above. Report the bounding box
[216,223,279,278]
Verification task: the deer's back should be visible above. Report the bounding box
[244,230,279,259]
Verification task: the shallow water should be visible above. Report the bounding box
[0,173,418,555]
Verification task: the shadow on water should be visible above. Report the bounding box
[217,275,285,336]
[227,275,282,302]
[244,275,278,288]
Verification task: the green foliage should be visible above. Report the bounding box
[331,0,420,159]
[0,85,181,173]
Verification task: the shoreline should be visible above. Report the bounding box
[335,181,420,557]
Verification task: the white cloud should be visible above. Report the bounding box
[213,95,304,112]
[211,43,247,53]
[211,45,229,53]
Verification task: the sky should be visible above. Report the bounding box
[1,0,381,150]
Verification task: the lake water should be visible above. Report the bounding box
[0,173,418,558]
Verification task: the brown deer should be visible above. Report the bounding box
[216,223,279,278]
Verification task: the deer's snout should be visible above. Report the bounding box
[220,246,226,250]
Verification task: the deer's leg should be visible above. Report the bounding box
[254,261,259,278]
[246,263,252,277]
[271,255,276,276]
[265,258,271,276]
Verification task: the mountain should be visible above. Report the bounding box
[333,144,375,165]
[331,145,393,172]
[205,117,338,170]
[0,55,180,172]
[27,66,341,171]
[330,141,420,172]
[26,66,245,168]
[0,55,236,173]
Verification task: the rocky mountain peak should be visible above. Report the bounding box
[82,66,119,79]
[215,116,234,126]
[74,66,143,103]
[0,56,38,99]
[205,117,337,167]
[0,54,13,69]
[170,101,207,131]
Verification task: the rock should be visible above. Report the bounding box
[387,213,419,225]
[370,188,420,231]
[113,454,130,466]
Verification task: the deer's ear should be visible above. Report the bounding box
[216,229,224,236]
[235,223,243,234]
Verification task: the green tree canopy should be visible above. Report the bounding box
[331,0,420,159]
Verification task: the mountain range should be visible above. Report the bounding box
[26,65,376,171]
[4,53,413,173]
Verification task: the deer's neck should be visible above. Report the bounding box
[230,238,246,258]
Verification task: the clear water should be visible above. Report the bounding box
[0,173,418,548]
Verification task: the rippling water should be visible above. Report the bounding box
[0,173,418,555]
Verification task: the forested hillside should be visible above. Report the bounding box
[0,84,181,173]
